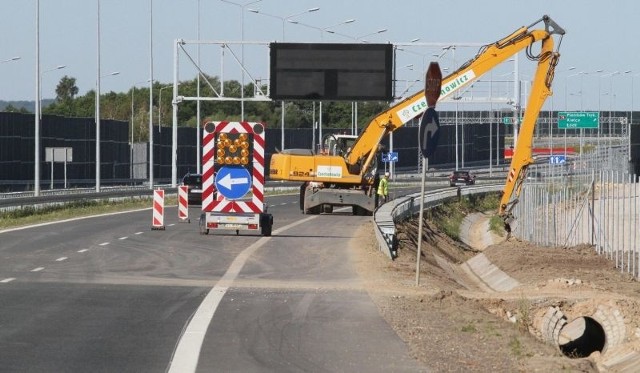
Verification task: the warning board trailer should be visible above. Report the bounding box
[199,121,273,236]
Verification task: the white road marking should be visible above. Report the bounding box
[167,215,318,373]
[135,232,144,235]
[1,278,16,283]
[31,267,45,272]
[56,257,68,262]
[119,236,128,240]
[168,224,176,227]
[0,207,152,235]
[99,242,110,246]
[77,249,89,253]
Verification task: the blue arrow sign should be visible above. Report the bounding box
[549,155,566,164]
[382,152,398,163]
[419,107,440,158]
[215,166,252,200]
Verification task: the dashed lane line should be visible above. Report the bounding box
[119,236,128,240]
[1,278,16,283]
[31,267,45,272]
[77,249,89,253]
[99,242,110,246]
[56,257,68,262]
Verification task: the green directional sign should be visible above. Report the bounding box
[558,111,599,129]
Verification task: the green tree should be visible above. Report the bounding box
[55,75,79,102]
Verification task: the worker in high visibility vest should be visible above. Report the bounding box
[377,172,389,206]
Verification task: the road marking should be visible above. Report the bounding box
[168,224,176,227]
[99,242,110,246]
[167,215,318,373]
[1,278,16,283]
[135,232,144,235]
[0,207,151,235]
[119,236,128,240]
[77,249,89,253]
[31,267,45,272]
[56,257,68,262]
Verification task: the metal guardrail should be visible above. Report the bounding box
[0,186,177,211]
[372,184,503,259]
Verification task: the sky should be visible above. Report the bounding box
[1,0,639,112]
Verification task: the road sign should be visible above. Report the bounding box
[419,107,440,158]
[382,152,398,163]
[558,111,599,129]
[502,117,512,125]
[549,155,566,164]
[215,166,252,200]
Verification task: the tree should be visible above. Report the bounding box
[55,75,79,103]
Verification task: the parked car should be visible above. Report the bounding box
[449,170,476,187]
[181,173,203,205]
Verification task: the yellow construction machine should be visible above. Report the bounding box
[269,15,565,220]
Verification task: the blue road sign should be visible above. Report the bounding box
[382,152,398,163]
[419,107,440,158]
[215,166,252,200]
[549,155,566,164]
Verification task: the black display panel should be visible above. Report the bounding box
[270,43,393,101]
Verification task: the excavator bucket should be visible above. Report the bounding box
[424,62,443,108]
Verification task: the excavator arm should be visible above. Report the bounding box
[268,15,564,218]
[345,15,565,183]
[498,31,561,230]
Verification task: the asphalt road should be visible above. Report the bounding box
[0,188,429,372]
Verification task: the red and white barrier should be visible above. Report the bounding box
[178,185,190,223]
[152,189,165,230]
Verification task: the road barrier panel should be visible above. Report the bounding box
[152,189,165,230]
[178,185,190,223]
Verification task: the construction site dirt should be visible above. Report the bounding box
[353,213,640,372]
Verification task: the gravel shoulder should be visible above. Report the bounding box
[352,212,640,372]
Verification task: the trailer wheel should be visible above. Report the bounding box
[260,213,273,236]
[261,223,272,237]
[322,204,333,214]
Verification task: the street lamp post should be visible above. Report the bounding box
[321,19,355,40]
[95,71,120,192]
[1,56,20,63]
[356,28,387,43]
[40,65,66,119]
[35,0,41,196]
[608,71,620,146]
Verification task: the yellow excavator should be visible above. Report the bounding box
[269,15,565,221]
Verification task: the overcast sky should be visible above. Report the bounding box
[1,0,638,111]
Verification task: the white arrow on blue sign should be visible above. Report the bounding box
[382,152,398,163]
[549,155,566,164]
[215,166,252,199]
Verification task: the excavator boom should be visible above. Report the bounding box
[269,15,565,217]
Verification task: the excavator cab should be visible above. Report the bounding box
[322,134,357,157]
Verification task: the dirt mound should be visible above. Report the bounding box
[353,215,640,372]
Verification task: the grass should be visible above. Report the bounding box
[516,296,532,333]
[0,197,164,230]
[508,336,524,357]
[430,193,503,240]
